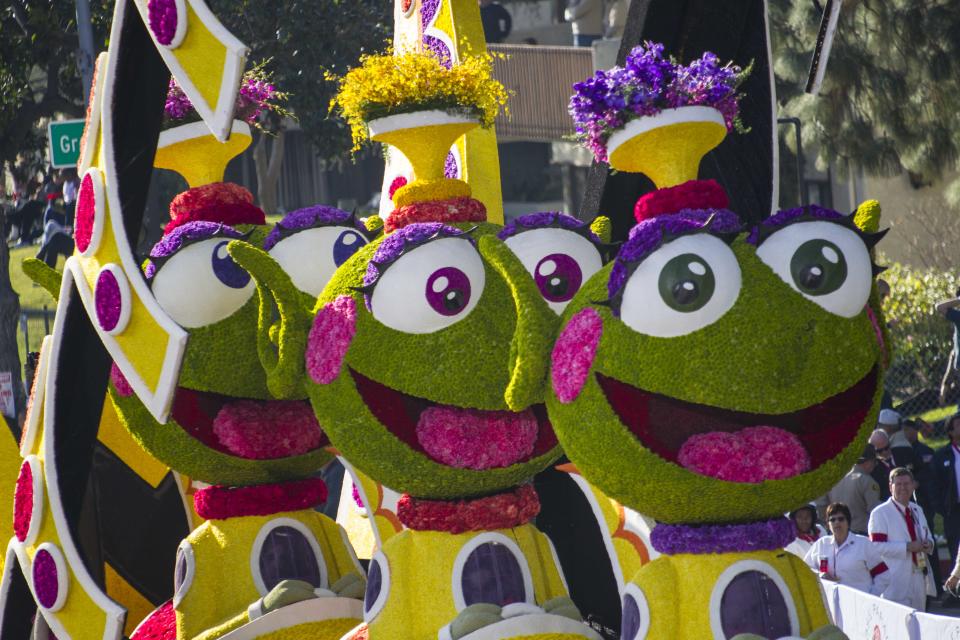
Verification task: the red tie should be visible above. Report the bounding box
[904,506,918,565]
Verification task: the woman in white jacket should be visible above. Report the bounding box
[805,503,890,595]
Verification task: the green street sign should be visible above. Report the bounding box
[47,119,86,169]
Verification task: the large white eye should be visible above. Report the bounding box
[620,234,741,337]
[152,238,255,328]
[370,237,485,334]
[504,228,603,313]
[755,220,872,318]
[268,226,368,296]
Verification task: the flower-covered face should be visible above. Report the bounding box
[498,213,606,315]
[547,207,886,524]
[263,205,374,300]
[111,221,331,486]
[304,222,560,499]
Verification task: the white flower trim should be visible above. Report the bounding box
[708,560,799,639]
[364,550,390,622]
[607,106,726,159]
[367,110,479,138]
[95,264,132,336]
[172,539,196,608]
[621,582,652,640]
[450,532,534,612]
[33,542,69,612]
[250,517,328,597]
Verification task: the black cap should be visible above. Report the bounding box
[858,443,877,464]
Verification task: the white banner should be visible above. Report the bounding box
[834,584,914,640]
[820,580,841,626]
[913,611,960,638]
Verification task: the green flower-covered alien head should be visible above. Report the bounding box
[285,220,563,500]
[110,188,373,486]
[547,205,887,525]
[496,211,610,315]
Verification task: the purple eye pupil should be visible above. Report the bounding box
[334,230,365,267]
[535,253,582,303]
[425,267,471,316]
[212,241,251,289]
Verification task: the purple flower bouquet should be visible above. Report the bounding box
[568,42,748,166]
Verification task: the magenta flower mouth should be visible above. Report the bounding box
[169,387,329,460]
[596,366,878,483]
[350,368,558,470]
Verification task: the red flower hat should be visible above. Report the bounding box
[164,182,265,234]
[633,179,729,223]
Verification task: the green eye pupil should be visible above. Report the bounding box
[790,239,847,296]
[658,253,715,312]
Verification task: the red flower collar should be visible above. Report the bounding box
[397,484,540,534]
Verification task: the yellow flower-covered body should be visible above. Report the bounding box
[364,525,601,640]
[624,550,830,640]
[174,509,364,640]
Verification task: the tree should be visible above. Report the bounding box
[207,0,391,213]
[0,0,112,192]
[769,1,960,203]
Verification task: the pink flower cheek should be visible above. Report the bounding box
[551,308,603,404]
[306,295,357,385]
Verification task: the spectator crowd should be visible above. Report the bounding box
[785,408,960,613]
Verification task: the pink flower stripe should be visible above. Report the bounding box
[551,308,603,403]
[306,295,357,385]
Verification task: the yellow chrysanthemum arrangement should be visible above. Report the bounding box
[329,49,510,152]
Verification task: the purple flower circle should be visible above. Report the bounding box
[425,267,471,316]
[621,593,641,640]
[535,253,583,303]
[211,241,251,289]
[95,269,123,332]
[147,0,180,46]
[33,549,60,609]
[650,517,795,555]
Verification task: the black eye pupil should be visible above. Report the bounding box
[547,276,568,296]
[444,290,465,311]
[790,239,846,296]
[658,253,715,313]
[672,280,699,305]
[799,264,825,289]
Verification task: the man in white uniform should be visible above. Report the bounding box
[868,467,935,610]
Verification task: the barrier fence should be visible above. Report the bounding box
[821,580,960,638]
[19,307,55,356]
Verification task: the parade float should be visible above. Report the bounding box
[0,0,896,639]
[221,44,613,640]
[545,42,889,639]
